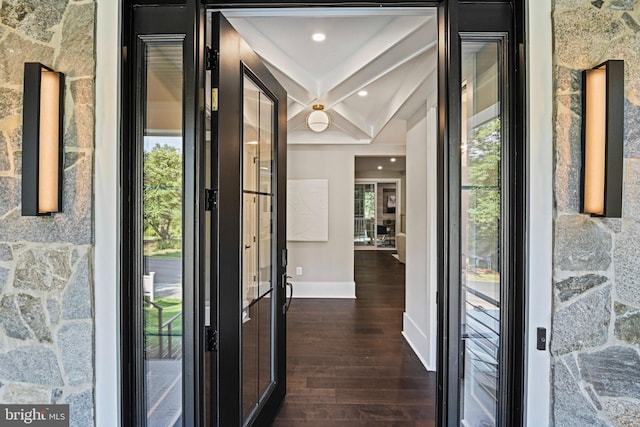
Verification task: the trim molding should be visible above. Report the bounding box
[290,281,356,299]
[525,0,553,424]
[402,312,435,372]
[95,0,120,426]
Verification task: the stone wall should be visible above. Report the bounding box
[0,1,95,426]
[553,0,640,425]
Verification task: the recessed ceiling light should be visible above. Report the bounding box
[377,166,383,170]
[358,90,368,97]
[312,33,326,42]
[390,158,397,162]
[246,140,258,145]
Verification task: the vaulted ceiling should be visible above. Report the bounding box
[224,8,438,145]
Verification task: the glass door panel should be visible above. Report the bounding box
[241,74,275,424]
[142,42,184,426]
[354,183,376,247]
[376,183,397,249]
[460,39,503,427]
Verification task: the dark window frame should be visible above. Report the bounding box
[120,2,205,426]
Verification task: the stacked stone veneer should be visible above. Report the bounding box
[553,0,640,425]
[0,1,95,426]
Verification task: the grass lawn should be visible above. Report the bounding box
[467,269,500,282]
[145,297,183,336]
[145,249,182,259]
[145,298,183,359]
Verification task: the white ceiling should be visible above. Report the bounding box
[224,8,438,145]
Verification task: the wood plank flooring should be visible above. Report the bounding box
[272,251,436,426]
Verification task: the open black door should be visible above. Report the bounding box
[206,11,288,427]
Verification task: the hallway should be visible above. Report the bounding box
[273,251,437,426]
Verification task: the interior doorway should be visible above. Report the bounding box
[226,8,439,425]
[354,158,405,252]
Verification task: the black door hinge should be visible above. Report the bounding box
[205,189,217,211]
[205,47,219,71]
[205,326,217,352]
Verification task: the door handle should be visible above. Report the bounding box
[283,275,293,314]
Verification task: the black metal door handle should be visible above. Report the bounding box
[283,275,293,314]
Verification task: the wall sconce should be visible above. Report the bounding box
[581,60,624,217]
[22,62,64,216]
[306,104,331,133]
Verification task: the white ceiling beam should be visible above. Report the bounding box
[261,60,315,107]
[287,109,308,131]
[287,108,370,140]
[312,32,437,140]
[397,70,438,130]
[287,101,306,122]
[318,21,438,105]
[368,52,438,138]
[225,17,319,92]
[288,129,371,145]
[328,110,372,140]
[317,16,435,95]
[327,48,436,139]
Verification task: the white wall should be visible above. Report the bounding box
[286,136,406,298]
[404,115,430,368]
[356,170,404,180]
[287,148,356,297]
[95,0,121,426]
[401,171,406,233]
[402,102,438,371]
[525,0,553,425]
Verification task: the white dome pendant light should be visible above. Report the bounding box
[306,104,331,133]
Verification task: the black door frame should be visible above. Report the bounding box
[120,1,526,426]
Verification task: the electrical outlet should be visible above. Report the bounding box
[296,267,303,275]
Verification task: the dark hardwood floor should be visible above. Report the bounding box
[272,250,436,427]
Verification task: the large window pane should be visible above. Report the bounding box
[354,183,376,247]
[242,74,275,423]
[143,42,184,427]
[460,40,502,427]
[376,183,397,248]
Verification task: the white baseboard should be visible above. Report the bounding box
[290,281,356,299]
[402,312,436,371]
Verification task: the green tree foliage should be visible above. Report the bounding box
[466,119,501,266]
[364,188,376,219]
[144,144,182,247]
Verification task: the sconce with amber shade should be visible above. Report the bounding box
[22,63,65,216]
[581,60,624,218]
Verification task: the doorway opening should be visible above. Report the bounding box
[354,158,405,252]
[120,2,526,426]
[223,7,440,424]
